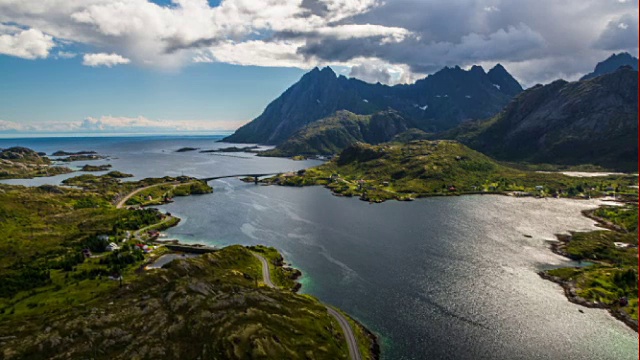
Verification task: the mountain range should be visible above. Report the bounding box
[448,66,638,172]
[224,64,522,144]
[226,53,638,171]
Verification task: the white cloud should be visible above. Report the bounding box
[0,0,405,71]
[79,115,245,132]
[0,116,242,133]
[0,0,637,84]
[56,50,76,58]
[82,52,130,67]
[0,119,33,131]
[0,26,54,59]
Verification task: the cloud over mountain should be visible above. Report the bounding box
[0,0,637,85]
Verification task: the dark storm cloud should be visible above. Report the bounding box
[294,0,639,84]
[298,23,547,74]
[593,14,639,51]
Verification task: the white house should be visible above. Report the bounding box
[105,242,120,252]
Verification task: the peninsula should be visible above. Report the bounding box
[0,149,376,360]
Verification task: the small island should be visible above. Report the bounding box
[175,147,200,152]
[58,154,105,162]
[80,164,112,172]
[200,145,260,153]
[0,146,73,179]
[52,150,98,156]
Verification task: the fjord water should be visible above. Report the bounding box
[1,136,637,360]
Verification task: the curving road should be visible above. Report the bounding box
[116,181,195,209]
[252,252,362,360]
[252,252,275,288]
[326,306,362,360]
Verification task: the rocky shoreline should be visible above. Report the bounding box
[539,207,639,333]
[275,253,381,360]
[538,271,638,332]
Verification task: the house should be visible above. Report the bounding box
[97,234,109,241]
[614,242,633,249]
[81,248,92,258]
[535,185,544,191]
[105,242,120,252]
[448,186,457,192]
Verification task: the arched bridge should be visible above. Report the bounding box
[199,173,281,184]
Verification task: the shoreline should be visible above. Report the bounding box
[285,262,381,360]
[251,176,635,205]
[152,230,382,359]
[539,207,639,332]
[258,250,381,360]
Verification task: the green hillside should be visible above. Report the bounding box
[261,110,412,157]
[264,140,637,203]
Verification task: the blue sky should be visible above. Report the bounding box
[0,53,305,128]
[0,0,636,134]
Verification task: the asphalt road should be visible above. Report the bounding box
[116,181,192,209]
[252,252,276,288]
[252,252,362,360]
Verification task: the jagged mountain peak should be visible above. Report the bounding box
[580,52,638,80]
[451,68,638,172]
[224,62,522,145]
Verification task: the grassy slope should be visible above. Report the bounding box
[1,246,353,360]
[261,111,373,157]
[261,110,410,157]
[265,140,637,203]
[248,245,378,360]
[248,245,301,291]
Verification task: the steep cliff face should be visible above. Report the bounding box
[225,64,522,145]
[455,67,638,171]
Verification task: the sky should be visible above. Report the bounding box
[0,0,637,134]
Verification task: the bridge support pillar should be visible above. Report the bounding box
[254,176,259,184]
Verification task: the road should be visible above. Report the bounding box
[116,181,193,209]
[252,252,362,360]
[326,306,362,360]
[252,252,275,288]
